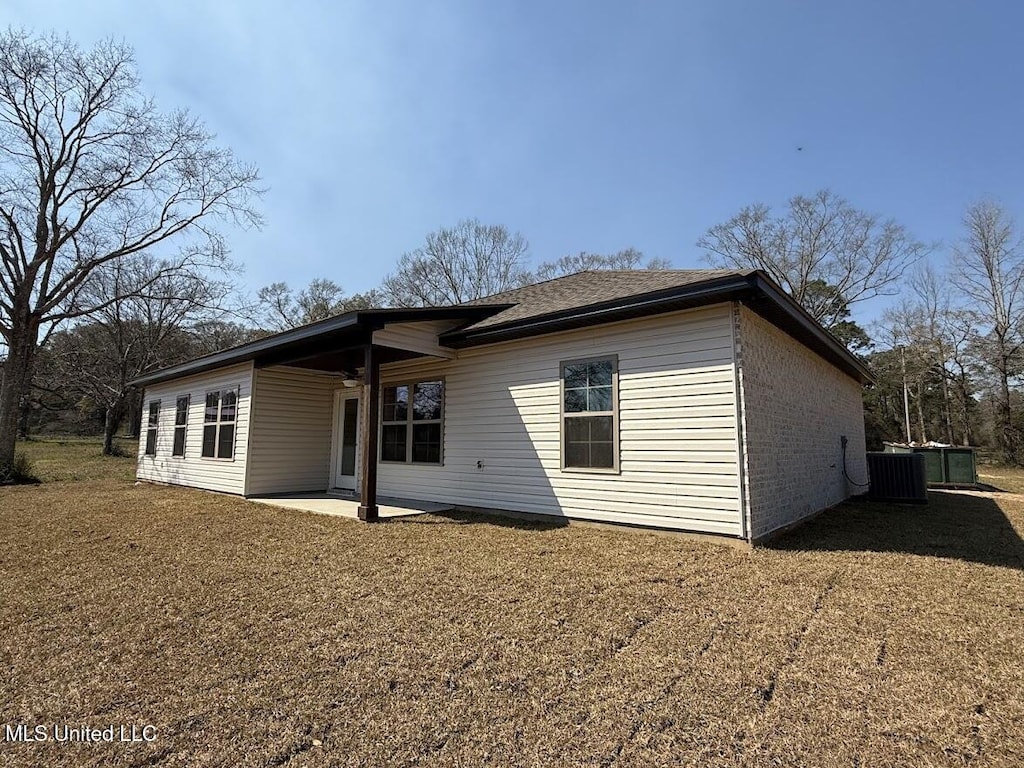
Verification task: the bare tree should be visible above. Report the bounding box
[954,201,1024,462]
[698,190,929,328]
[48,254,232,454]
[903,265,986,445]
[256,278,381,330]
[873,308,934,444]
[944,308,980,446]
[0,30,260,476]
[380,219,530,306]
[533,248,671,281]
[868,262,984,449]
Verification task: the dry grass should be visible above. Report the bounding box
[978,466,1024,495]
[1,440,1023,767]
[16,437,138,484]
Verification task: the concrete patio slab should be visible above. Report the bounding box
[247,492,452,520]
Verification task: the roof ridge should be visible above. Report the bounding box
[463,267,743,306]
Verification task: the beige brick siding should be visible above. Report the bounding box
[735,304,868,541]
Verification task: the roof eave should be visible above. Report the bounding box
[439,273,756,348]
[440,272,873,385]
[746,274,875,385]
[129,305,513,388]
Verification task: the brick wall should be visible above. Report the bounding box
[734,304,868,541]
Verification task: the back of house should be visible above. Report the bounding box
[134,269,870,543]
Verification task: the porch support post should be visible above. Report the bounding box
[358,344,380,522]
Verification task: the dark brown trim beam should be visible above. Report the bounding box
[358,344,381,522]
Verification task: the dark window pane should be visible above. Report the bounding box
[217,424,235,459]
[589,415,614,442]
[220,390,237,422]
[563,363,588,389]
[341,398,358,475]
[381,424,407,462]
[145,429,157,456]
[340,445,357,476]
[590,442,614,469]
[148,402,160,427]
[564,359,615,414]
[412,423,441,463]
[413,381,443,420]
[205,392,220,422]
[395,386,408,421]
[175,396,189,426]
[565,416,615,469]
[588,386,613,412]
[383,385,408,422]
[565,417,591,442]
[201,425,217,457]
[411,443,440,464]
[565,440,589,468]
[564,388,587,413]
[172,428,186,457]
[588,360,613,386]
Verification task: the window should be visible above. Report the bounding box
[172,395,190,457]
[201,389,237,459]
[562,357,618,471]
[144,401,160,456]
[380,380,443,463]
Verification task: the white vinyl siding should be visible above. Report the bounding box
[376,304,744,536]
[243,366,338,496]
[135,363,253,494]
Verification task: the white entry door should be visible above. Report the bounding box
[332,392,360,491]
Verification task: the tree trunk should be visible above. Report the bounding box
[17,399,31,440]
[940,375,954,444]
[998,364,1016,463]
[915,379,928,444]
[126,389,142,438]
[959,378,973,446]
[952,367,973,447]
[102,399,125,456]
[0,312,40,474]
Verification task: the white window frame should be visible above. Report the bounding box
[144,400,160,457]
[172,395,190,458]
[201,388,238,461]
[379,378,444,465]
[560,355,620,474]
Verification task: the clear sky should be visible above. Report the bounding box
[7,1,1023,322]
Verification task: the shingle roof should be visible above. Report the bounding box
[133,267,873,387]
[460,269,754,330]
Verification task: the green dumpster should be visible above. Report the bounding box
[919,450,945,484]
[943,449,978,485]
[881,445,978,486]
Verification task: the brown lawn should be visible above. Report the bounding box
[1,440,1023,767]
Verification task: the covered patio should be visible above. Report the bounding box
[130,304,511,519]
[231,305,508,520]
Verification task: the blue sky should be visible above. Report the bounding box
[8,1,1024,322]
